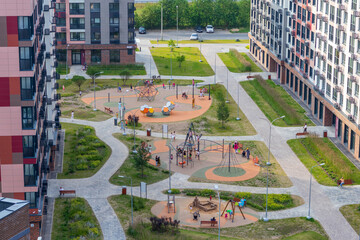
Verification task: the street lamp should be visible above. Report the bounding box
[170,53,173,81]
[236,83,240,120]
[119,175,133,225]
[66,44,69,80]
[214,54,216,84]
[92,71,104,111]
[199,33,203,62]
[260,115,285,222]
[214,185,220,240]
[176,6,179,47]
[225,69,229,103]
[307,163,325,220]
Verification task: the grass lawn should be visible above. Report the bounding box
[109,194,328,240]
[283,231,328,240]
[109,133,170,187]
[192,84,256,136]
[150,39,249,44]
[189,141,292,188]
[340,204,360,232]
[52,198,103,240]
[288,137,360,186]
[56,63,69,75]
[230,27,250,33]
[241,76,314,127]
[218,50,262,73]
[58,123,111,179]
[86,64,146,76]
[150,47,214,76]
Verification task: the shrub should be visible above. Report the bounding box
[133,197,146,211]
[170,189,181,194]
[90,160,101,169]
[200,189,216,197]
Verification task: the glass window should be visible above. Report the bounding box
[91,32,101,43]
[25,192,38,208]
[23,135,36,158]
[91,50,101,63]
[22,107,34,129]
[70,32,85,41]
[110,50,120,63]
[69,3,84,15]
[127,49,133,55]
[19,47,34,71]
[18,16,33,40]
[24,164,37,186]
[20,77,35,100]
[90,3,100,12]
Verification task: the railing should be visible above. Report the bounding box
[21,89,35,100]
[19,59,34,71]
[18,29,33,41]
[70,24,85,29]
[70,9,84,15]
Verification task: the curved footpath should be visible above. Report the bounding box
[51,41,360,240]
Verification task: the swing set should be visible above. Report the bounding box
[221,198,246,222]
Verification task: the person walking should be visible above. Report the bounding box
[234,141,239,154]
[339,177,345,188]
[246,148,250,160]
[303,123,308,133]
[163,83,166,89]
[71,111,74,122]
[173,131,176,140]
[79,90,82,97]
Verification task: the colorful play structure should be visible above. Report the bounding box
[190,197,217,212]
[140,105,154,117]
[139,101,175,116]
[134,80,159,101]
[221,198,246,222]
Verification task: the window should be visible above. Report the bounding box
[24,164,37,186]
[19,47,34,71]
[91,50,101,63]
[127,49,133,55]
[70,32,85,41]
[91,32,101,44]
[21,77,35,100]
[346,99,351,112]
[69,3,84,15]
[91,17,100,27]
[332,88,337,101]
[349,57,354,75]
[110,50,120,63]
[347,78,353,95]
[18,16,33,40]
[326,83,331,96]
[128,32,134,44]
[110,18,119,24]
[90,3,100,12]
[56,32,66,42]
[25,192,38,208]
[56,16,66,27]
[23,135,36,158]
[55,3,65,12]
[70,18,85,29]
[22,107,34,129]
[109,3,119,11]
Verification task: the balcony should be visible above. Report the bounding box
[19,59,34,71]
[18,29,33,41]
[70,9,84,15]
[23,147,36,158]
[70,24,85,29]
[21,89,35,100]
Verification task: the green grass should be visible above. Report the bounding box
[58,123,111,179]
[56,63,69,75]
[218,51,262,73]
[86,64,146,76]
[52,198,103,240]
[230,27,250,33]
[150,39,249,44]
[241,77,314,127]
[109,194,328,240]
[192,84,256,136]
[189,141,292,188]
[150,47,214,76]
[109,134,170,187]
[288,137,360,185]
[283,231,328,240]
[340,204,360,232]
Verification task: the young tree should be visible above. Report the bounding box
[168,39,176,52]
[72,75,86,91]
[216,90,229,127]
[176,55,185,67]
[131,143,151,178]
[119,69,132,86]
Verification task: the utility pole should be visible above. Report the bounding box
[161,5,163,41]
[214,54,216,84]
[176,5,179,47]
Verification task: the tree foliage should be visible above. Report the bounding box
[135,0,250,30]
[176,55,185,67]
[216,90,229,127]
[131,143,151,178]
[72,75,86,91]
[168,39,176,51]
[119,69,132,86]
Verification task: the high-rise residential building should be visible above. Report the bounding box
[0,0,58,239]
[249,0,360,160]
[54,0,136,67]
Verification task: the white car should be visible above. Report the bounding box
[206,25,214,33]
[190,33,199,40]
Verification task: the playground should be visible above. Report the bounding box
[151,196,259,228]
[81,81,212,125]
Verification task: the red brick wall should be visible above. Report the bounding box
[0,204,30,240]
[29,215,42,240]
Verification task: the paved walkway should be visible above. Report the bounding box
[50,41,360,240]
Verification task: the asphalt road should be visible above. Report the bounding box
[135,29,249,41]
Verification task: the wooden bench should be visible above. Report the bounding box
[337,179,353,185]
[296,132,309,138]
[59,190,76,197]
[104,107,113,114]
[200,221,218,227]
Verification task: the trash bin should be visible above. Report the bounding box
[147,128,151,136]
[268,75,271,80]
[122,186,127,195]
[323,130,327,138]
[114,118,117,126]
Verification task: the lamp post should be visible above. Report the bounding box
[214,185,220,240]
[307,163,325,219]
[260,115,285,222]
[199,33,202,62]
[214,53,216,84]
[225,69,229,103]
[170,53,173,80]
[236,83,240,120]
[161,4,163,41]
[119,175,133,225]
[66,44,69,80]
[92,71,103,111]
[176,5,179,47]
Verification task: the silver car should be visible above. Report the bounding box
[190,33,199,40]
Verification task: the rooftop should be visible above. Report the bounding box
[0,197,29,220]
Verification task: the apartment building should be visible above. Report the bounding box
[0,0,59,239]
[249,0,360,160]
[54,0,136,66]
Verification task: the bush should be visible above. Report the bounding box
[170,189,181,194]
[133,198,146,211]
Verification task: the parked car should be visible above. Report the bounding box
[195,26,203,33]
[190,33,199,40]
[139,26,146,34]
[206,25,214,33]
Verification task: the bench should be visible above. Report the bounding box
[200,221,218,227]
[337,179,353,185]
[296,132,309,138]
[104,107,114,114]
[59,190,76,197]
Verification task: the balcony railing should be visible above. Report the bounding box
[18,29,33,41]
[21,89,35,100]
[70,24,85,29]
[23,147,36,158]
[70,9,84,15]
[19,59,34,71]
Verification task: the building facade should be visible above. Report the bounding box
[249,0,360,160]
[0,0,58,239]
[55,0,136,66]
[0,198,30,240]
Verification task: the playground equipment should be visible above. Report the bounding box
[147,107,154,117]
[216,142,243,174]
[140,105,155,117]
[190,197,217,212]
[134,80,159,101]
[221,198,246,222]
[161,101,175,115]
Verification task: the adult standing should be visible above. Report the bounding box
[71,111,74,122]
[234,141,239,154]
[246,148,250,160]
[303,123,308,133]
